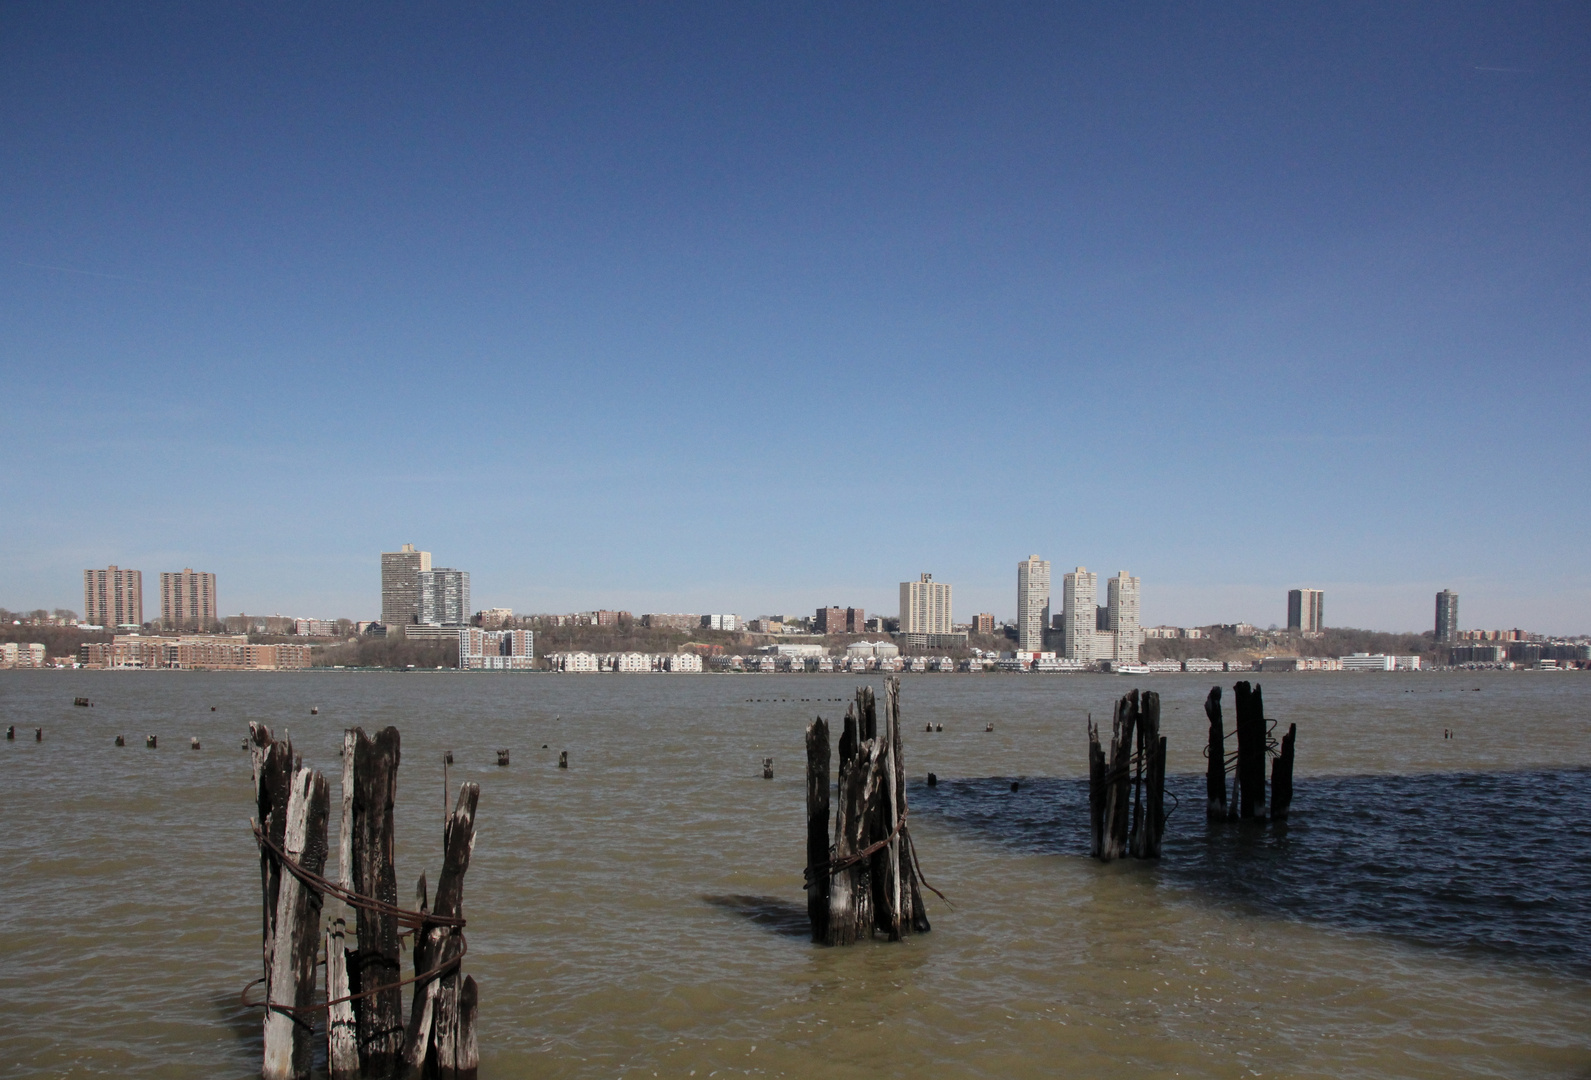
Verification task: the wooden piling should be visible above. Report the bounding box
[1134,692,1166,859]
[1233,681,1267,819]
[146,735,157,749]
[114,734,124,746]
[1087,715,1105,858]
[1099,692,1137,861]
[1204,686,1226,818]
[263,765,330,1080]
[191,737,201,750]
[496,749,510,767]
[5,725,13,740]
[35,727,43,741]
[404,782,480,1078]
[326,729,359,1080]
[762,756,774,779]
[1270,722,1297,821]
[805,717,831,943]
[351,726,404,1076]
[558,751,568,769]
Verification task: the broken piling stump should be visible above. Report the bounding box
[191,737,201,751]
[5,725,13,740]
[807,677,932,945]
[1204,687,1227,818]
[35,728,42,741]
[1088,690,1167,862]
[114,734,124,746]
[558,751,568,769]
[496,749,510,767]
[146,735,157,749]
[762,756,773,779]
[1270,722,1297,820]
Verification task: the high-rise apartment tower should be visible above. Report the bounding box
[160,568,218,631]
[84,566,143,629]
[380,543,431,629]
[1287,588,1324,634]
[1107,571,1142,664]
[1435,590,1459,643]
[1016,555,1050,652]
[1061,568,1099,661]
[417,568,471,626]
[899,573,952,635]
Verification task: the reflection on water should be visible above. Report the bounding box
[920,768,1591,976]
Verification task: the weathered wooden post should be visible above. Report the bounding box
[146,735,157,749]
[1087,713,1106,858]
[263,765,330,1080]
[352,726,404,1076]
[114,734,125,746]
[496,749,510,767]
[191,737,201,750]
[805,717,830,943]
[1099,691,1137,861]
[405,782,480,1079]
[1204,686,1227,818]
[1270,722,1297,821]
[1139,691,1166,858]
[35,727,42,741]
[326,729,358,1080]
[5,725,13,740]
[558,750,568,769]
[1233,682,1267,818]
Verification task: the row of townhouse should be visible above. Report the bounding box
[80,635,312,670]
[544,652,705,673]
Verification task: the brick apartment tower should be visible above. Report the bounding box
[84,566,143,629]
[161,568,218,631]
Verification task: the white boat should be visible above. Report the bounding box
[1113,663,1152,675]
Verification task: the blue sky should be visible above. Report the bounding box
[2,3,1587,632]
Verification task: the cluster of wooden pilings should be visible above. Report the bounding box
[249,722,480,1080]
[1204,681,1297,821]
[804,677,932,944]
[1088,689,1168,862]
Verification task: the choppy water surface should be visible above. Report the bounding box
[2,670,1589,1079]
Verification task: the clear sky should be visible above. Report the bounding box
[2,3,1587,633]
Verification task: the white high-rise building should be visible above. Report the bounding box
[417,568,470,626]
[1107,571,1142,664]
[1061,567,1099,661]
[1016,555,1050,653]
[900,573,952,635]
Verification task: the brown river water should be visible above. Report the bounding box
[2,669,1590,1079]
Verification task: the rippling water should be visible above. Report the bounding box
[2,669,1589,1079]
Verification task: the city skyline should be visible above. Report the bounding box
[2,7,1587,634]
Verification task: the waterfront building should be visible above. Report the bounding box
[970,612,996,636]
[417,569,470,626]
[1060,568,1099,661]
[1016,555,1050,653]
[1107,571,1143,664]
[663,653,703,672]
[79,634,310,670]
[160,568,218,631]
[846,640,901,659]
[1435,590,1459,643]
[900,573,952,635]
[460,628,535,670]
[380,544,431,630]
[1287,588,1325,634]
[1,643,47,668]
[84,565,143,629]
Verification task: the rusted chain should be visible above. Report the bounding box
[239,937,467,1020]
[251,821,463,930]
[802,811,907,883]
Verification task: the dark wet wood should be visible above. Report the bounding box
[805,717,831,943]
[405,783,480,1078]
[1087,715,1106,858]
[1100,691,1137,861]
[1233,682,1268,819]
[1204,686,1227,818]
[1270,722,1297,820]
[352,725,403,1077]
